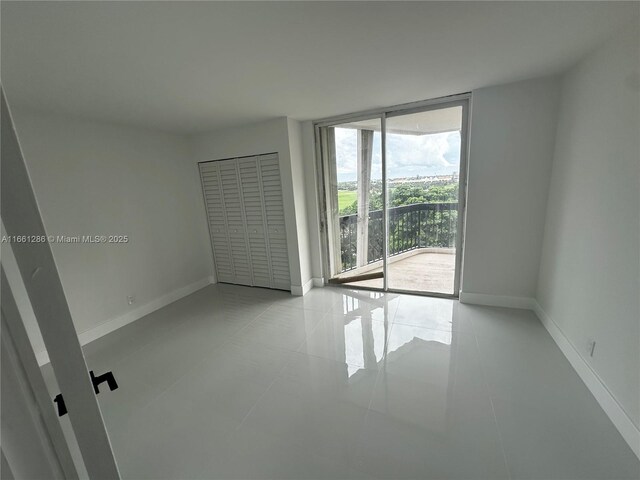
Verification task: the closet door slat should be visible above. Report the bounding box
[238,156,272,288]
[218,159,252,286]
[198,162,235,284]
[258,155,290,290]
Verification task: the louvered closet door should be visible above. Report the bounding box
[199,162,235,283]
[259,154,291,290]
[218,160,253,286]
[237,157,272,288]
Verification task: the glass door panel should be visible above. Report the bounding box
[320,117,384,289]
[385,106,463,295]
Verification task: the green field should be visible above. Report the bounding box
[338,190,357,211]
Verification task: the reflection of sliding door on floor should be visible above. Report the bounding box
[317,98,468,297]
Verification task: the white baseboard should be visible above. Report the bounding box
[532,301,640,460]
[459,291,534,309]
[312,277,324,288]
[36,277,213,366]
[291,278,313,296]
[460,291,640,459]
[302,279,314,294]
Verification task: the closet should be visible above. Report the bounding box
[199,153,290,291]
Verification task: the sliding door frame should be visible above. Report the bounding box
[314,93,470,298]
[314,112,387,290]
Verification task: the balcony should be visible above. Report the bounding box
[335,202,457,294]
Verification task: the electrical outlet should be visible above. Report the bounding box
[587,338,596,357]
[127,295,135,305]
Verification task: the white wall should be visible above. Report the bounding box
[5,110,315,363]
[301,121,324,284]
[537,23,640,431]
[286,118,312,289]
[191,117,311,293]
[7,109,212,349]
[462,76,561,300]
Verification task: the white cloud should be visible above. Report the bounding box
[334,128,460,182]
[334,128,358,179]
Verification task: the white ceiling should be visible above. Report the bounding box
[1,1,637,134]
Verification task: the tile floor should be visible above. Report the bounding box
[42,285,639,479]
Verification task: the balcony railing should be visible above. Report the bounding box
[339,202,458,272]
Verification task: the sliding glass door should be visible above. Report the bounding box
[317,98,468,297]
[318,116,384,289]
[385,105,465,295]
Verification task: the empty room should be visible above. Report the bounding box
[1,2,639,479]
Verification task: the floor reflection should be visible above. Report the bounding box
[338,290,454,380]
[41,284,635,480]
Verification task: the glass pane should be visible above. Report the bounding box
[385,106,463,294]
[322,118,383,289]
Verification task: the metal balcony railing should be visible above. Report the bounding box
[339,202,458,272]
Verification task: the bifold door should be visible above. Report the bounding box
[199,154,290,290]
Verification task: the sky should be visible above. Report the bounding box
[334,128,461,183]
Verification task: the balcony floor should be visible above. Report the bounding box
[341,251,456,295]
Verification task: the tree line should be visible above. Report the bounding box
[339,182,458,215]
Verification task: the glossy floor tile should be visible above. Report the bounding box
[42,284,639,479]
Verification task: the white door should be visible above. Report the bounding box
[237,157,272,288]
[218,160,253,286]
[200,154,290,291]
[1,89,120,479]
[199,162,235,284]
[258,154,290,290]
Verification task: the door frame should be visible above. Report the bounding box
[1,89,121,479]
[314,93,470,298]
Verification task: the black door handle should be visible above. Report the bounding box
[90,370,118,394]
[53,370,118,417]
[53,393,67,416]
